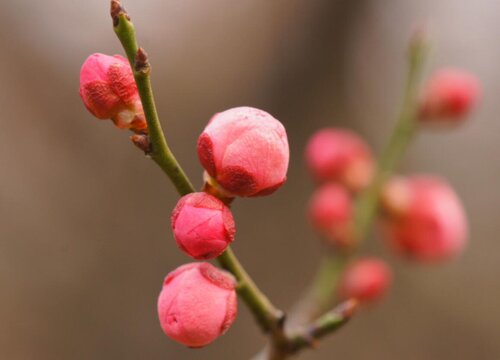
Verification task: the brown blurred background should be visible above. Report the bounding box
[1,0,499,359]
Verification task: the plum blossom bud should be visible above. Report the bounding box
[305,128,374,192]
[197,107,289,197]
[380,176,468,262]
[79,53,146,132]
[338,257,392,303]
[419,68,480,123]
[158,263,237,348]
[171,192,235,259]
[308,183,354,248]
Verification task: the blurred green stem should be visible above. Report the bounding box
[111,0,284,337]
[354,33,429,240]
[299,253,347,321]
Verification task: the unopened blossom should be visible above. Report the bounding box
[79,53,146,132]
[380,175,468,262]
[305,128,374,192]
[157,262,237,348]
[308,183,354,248]
[171,192,235,260]
[197,106,289,197]
[338,257,392,303]
[419,68,480,123]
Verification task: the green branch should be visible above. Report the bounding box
[218,248,285,333]
[110,0,283,338]
[287,32,430,329]
[354,32,429,240]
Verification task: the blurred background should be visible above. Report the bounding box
[1,0,499,359]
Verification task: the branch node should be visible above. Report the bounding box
[135,48,150,74]
[277,311,287,329]
[130,134,152,155]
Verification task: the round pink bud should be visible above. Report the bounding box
[171,192,235,260]
[79,53,146,132]
[305,128,374,192]
[380,176,468,262]
[338,257,392,303]
[419,68,480,123]
[308,183,354,248]
[197,107,289,197]
[158,263,237,348]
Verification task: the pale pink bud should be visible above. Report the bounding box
[171,192,235,260]
[157,262,237,348]
[419,68,480,123]
[79,53,146,132]
[338,257,392,303]
[308,183,354,248]
[305,128,374,192]
[380,176,468,262]
[197,107,289,197]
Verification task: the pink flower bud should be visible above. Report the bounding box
[171,192,235,259]
[338,257,392,303]
[197,107,289,197]
[305,128,374,192]
[79,53,146,132]
[308,183,354,248]
[157,262,237,348]
[419,68,480,123]
[380,176,468,262]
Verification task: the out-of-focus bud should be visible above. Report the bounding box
[197,107,289,197]
[308,183,354,248]
[171,192,235,260]
[380,175,468,262]
[157,262,237,348]
[305,128,374,192]
[419,68,480,123]
[338,257,392,303]
[79,53,146,132]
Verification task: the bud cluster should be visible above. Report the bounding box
[159,106,289,347]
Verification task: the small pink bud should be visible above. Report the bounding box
[419,68,480,123]
[171,192,235,260]
[157,262,237,348]
[338,257,392,303]
[197,107,289,197]
[380,176,468,262]
[79,53,146,132]
[305,128,374,192]
[308,183,354,248]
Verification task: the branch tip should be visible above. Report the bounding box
[110,0,130,27]
[335,298,358,319]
